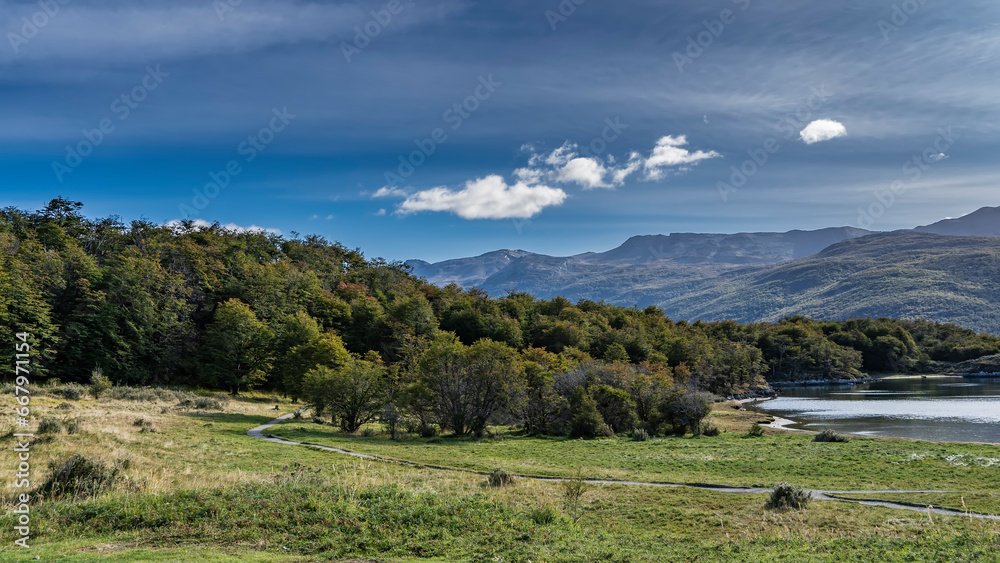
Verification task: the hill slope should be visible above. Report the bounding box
[662,232,1000,334]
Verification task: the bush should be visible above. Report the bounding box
[132,418,156,433]
[61,384,86,401]
[527,503,561,525]
[630,428,650,441]
[64,418,80,434]
[312,416,327,425]
[427,436,443,444]
[569,388,607,439]
[194,397,224,410]
[292,410,303,419]
[38,417,62,434]
[701,422,721,437]
[561,470,590,523]
[56,402,75,410]
[108,386,181,402]
[487,468,516,487]
[34,454,139,500]
[658,389,714,436]
[361,427,376,438]
[766,482,812,510]
[813,429,851,443]
[744,422,765,438]
[89,369,112,399]
[418,423,438,438]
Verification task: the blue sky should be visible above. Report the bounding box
[2,0,998,262]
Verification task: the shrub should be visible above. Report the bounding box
[657,389,715,436]
[64,418,80,434]
[38,417,62,434]
[194,397,224,410]
[361,427,376,438]
[56,402,75,411]
[427,436,443,444]
[561,470,590,523]
[766,482,812,510]
[701,422,721,437]
[89,369,112,399]
[292,410,303,419]
[569,388,607,439]
[527,503,561,525]
[132,418,156,433]
[34,454,139,500]
[592,384,639,434]
[744,422,765,438]
[61,384,86,401]
[312,416,327,425]
[630,428,650,442]
[107,386,171,402]
[418,423,438,438]
[813,429,851,443]
[487,468,516,487]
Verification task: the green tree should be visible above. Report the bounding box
[568,387,607,439]
[282,331,350,402]
[200,299,273,395]
[417,335,526,437]
[303,354,387,432]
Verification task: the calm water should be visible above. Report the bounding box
[754,376,1000,443]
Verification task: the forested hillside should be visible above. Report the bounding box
[4,199,999,437]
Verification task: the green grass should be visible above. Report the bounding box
[2,395,999,561]
[831,492,1000,516]
[268,423,1000,494]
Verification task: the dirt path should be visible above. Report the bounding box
[248,412,1000,521]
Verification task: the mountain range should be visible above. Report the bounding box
[407,206,1000,334]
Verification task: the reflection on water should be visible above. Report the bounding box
[755,376,1000,443]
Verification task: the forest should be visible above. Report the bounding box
[4,198,999,438]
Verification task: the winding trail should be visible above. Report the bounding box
[249,412,1000,521]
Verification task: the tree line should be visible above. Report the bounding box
[3,199,999,437]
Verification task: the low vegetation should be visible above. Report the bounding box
[814,429,852,443]
[766,482,812,510]
[0,393,998,561]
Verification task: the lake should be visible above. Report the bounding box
[753,376,1000,444]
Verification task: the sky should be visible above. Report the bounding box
[2,0,999,262]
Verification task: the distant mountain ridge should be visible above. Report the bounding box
[406,206,1000,334]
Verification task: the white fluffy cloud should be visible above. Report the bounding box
[799,119,847,144]
[372,186,407,198]
[553,156,616,189]
[397,175,567,220]
[393,133,716,220]
[643,135,721,180]
[521,135,719,189]
[165,219,281,235]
